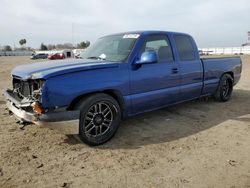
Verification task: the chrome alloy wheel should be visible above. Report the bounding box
[222,79,230,98]
[84,102,113,137]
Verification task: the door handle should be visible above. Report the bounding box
[172,68,178,74]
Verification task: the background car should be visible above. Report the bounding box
[30,53,48,59]
[48,53,65,60]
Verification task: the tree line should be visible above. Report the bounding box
[1,39,27,51]
[40,41,90,50]
[1,39,90,51]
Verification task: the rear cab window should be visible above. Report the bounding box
[174,35,196,61]
[141,35,174,63]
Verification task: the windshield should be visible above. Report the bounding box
[80,34,139,62]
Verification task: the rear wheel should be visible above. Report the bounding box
[214,74,233,102]
[78,93,121,146]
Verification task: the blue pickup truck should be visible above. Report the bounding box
[4,31,242,145]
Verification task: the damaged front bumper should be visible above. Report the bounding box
[4,89,38,123]
[3,89,79,123]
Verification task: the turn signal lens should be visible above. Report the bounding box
[34,102,43,114]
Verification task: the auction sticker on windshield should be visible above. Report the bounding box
[123,34,140,39]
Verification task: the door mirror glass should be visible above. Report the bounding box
[136,50,158,65]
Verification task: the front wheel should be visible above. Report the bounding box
[78,93,121,146]
[214,74,233,102]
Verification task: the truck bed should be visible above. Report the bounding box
[201,56,242,95]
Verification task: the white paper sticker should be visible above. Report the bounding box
[99,53,106,59]
[123,34,140,39]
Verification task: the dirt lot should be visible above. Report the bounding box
[0,56,250,188]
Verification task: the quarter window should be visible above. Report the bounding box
[174,35,196,61]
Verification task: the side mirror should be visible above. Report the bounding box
[135,50,158,65]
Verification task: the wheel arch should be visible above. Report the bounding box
[213,71,234,96]
[223,71,234,81]
[67,89,127,118]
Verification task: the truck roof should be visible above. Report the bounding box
[103,30,190,38]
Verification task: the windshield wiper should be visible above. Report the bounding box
[87,56,106,60]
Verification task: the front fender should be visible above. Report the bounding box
[41,64,129,110]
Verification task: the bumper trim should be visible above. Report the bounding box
[6,100,38,123]
[4,89,32,108]
[4,89,79,123]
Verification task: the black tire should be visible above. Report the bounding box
[78,93,121,146]
[214,74,233,102]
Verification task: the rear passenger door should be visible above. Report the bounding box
[130,34,180,114]
[173,34,203,101]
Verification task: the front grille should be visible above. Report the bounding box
[13,77,31,98]
[12,76,44,100]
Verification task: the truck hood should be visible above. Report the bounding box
[11,59,119,80]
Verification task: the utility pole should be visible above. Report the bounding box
[72,23,74,47]
[248,31,250,44]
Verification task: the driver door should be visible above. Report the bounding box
[130,34,181,114]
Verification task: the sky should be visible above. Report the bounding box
[0,0,250,48]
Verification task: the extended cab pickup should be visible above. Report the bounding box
[4,31,242,145]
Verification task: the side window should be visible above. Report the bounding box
[141,35,174,62]
[174,35,195,61]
